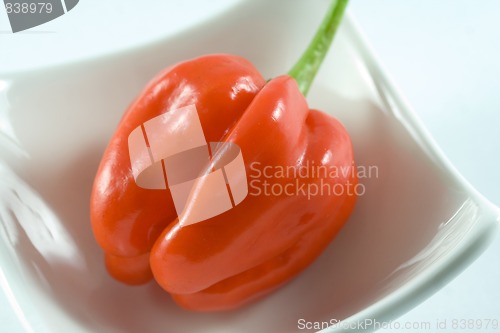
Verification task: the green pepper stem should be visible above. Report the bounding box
[288,0,349,96]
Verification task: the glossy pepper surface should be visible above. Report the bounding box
[90,0,356,311]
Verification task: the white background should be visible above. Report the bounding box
[1,0,499,332]
[350,1,500,332]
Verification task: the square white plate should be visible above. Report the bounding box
[0,1,498,332]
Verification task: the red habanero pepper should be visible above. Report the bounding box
[90,0,355,311]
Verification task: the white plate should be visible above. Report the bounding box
[0,1,498,332]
